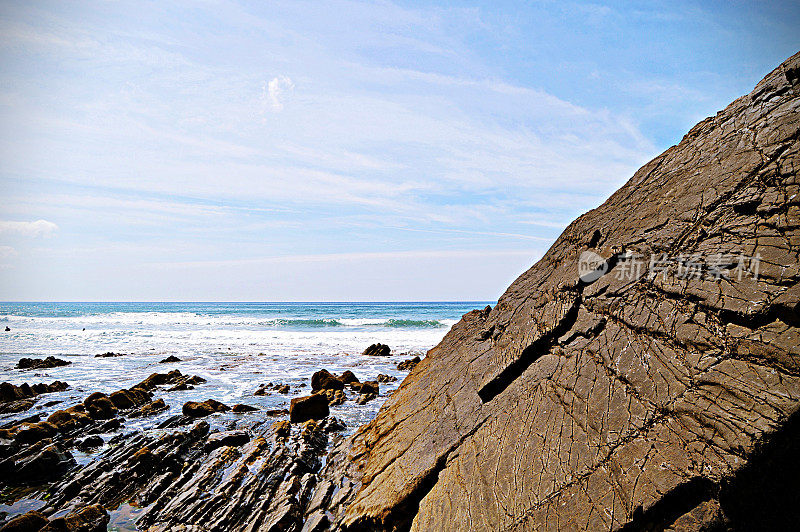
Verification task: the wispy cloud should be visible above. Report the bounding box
[0,219,58,237]
[265,76,294,112]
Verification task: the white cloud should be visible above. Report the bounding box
[265,76,294,111]
[0,245,17,259]
[0,219,59,237]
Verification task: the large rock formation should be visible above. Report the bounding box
[311,52,800,530]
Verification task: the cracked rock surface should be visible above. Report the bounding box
[308,52,800,531]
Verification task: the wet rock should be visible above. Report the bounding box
[290,394,329,423]
[267,409,289,417]
[137,370,203,391]
[254,383,273,396]
[95,351,124,358]
[15,357,70,370]
[311,369,343,392]
[232,404,258,413]
[397,356,421,371]
[340,370,359,384]
[76,435,104,451]
[354,380,378,395]
[40,504,109,531]
[128,398,167,418]
[276,384,290,394]
[320,389,346,406]
[82,394,117,420]
[108,388,151,410]
[0,382,68,404]
[376,374,396,383]
[0,510,47,531]
[182,399,230,418]
[159,355,182,363]
[1,442,75,484]
[355,393,376,405]
[14,421,57,444]
[273,420,291,438]
[205,430,249,452]
[361,343,390,357]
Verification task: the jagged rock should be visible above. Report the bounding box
[354,393,376,405]
[205,430,250,452]
[376,374,396,383]
[273,420,291,438]
[232,403,258,413]
[0,382,68,404]
[15,357,70,370]
[320,389,346,406]
[95,351,124,358]
[340,371,359,384]
[137,370,204,391]
[350,380,378,395]
[182,399,230,417]
[40,504,109,531]
[304,52,800,531]
[397,356,420,371]
[290,394,329,423]
[361,343,390,357]
[311,369,344,391]
[159,355,182,363]
[276,384,290,394]
[128,398,167,418]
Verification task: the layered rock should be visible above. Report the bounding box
[307,52,800,530]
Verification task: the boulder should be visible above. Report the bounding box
[361,343,390,357]
[0,510,48,531]
[289,394,329,423]
[15,357,71,370]
[397,356,421,371]
[182,399,230,418]
[232,404,259,413]
[40,504,109,532]
[311,369,344,392]
[340,370,359,384]
[376,374,396,383]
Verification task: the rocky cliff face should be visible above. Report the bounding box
[311,52,800,531]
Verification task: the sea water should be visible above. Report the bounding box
[0,301,489,434]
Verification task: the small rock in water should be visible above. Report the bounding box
[182,399,231,418]
[159,355,182,363]
[377,374,397,383]
[289,394,329,423]
[4,326,10,332]
[397,356,421,371]
[232,404,259,413]
[311,369,344,391]
[15,356,71,370]
[340,370,359,384]
[95,351,124,358]
[276,384,290,394]
[362,343,391,357]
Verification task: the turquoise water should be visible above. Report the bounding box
[0,301,489,433]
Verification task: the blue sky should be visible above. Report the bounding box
[0,0,797,301]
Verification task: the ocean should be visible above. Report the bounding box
[0,301,489,435]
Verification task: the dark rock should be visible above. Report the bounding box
[128,398,167,418]
[82,394,117,420]
[289,394,329,423]
[311,369,344,392]
[397,356,421,371]
[361,343,390,357]
[320,389,346,406]
[4,326,9,332]
[0,381,68,404]
[40,504,109,532]
[95,351,124,358]
[159,355,182,363]
[0,510,47,531]
[182,399,230,418]
[266,409,289,417]
[276,384,290,394]
[272,420,291,438]
[205,430,250,452]
[355,393,376,405]
[340,370,359,384]
[15,357,71,370]
[232,404,258,413]
[376,374,397,383]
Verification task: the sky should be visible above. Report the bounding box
[0,0,798,301]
